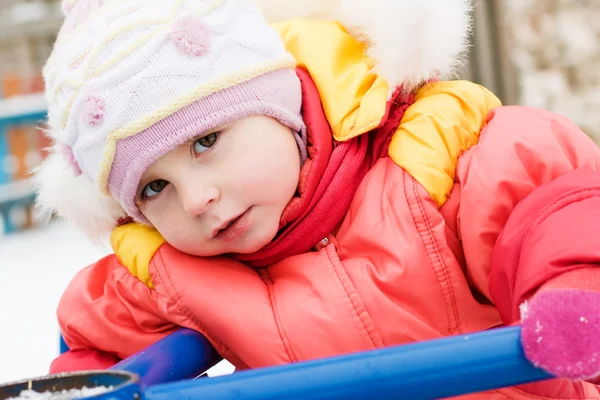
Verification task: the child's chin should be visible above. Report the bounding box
[236,235,274,254]
[236,224,279,254]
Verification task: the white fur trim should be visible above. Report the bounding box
[32,147,127,241]
[253,0,472,93]
[519,300,530,321]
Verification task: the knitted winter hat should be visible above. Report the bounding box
[36,0,304,236]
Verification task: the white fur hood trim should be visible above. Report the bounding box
[253,0,473,92]
[32,147,127,241]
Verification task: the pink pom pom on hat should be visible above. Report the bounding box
[170,14,212,57]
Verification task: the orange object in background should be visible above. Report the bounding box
[2,73,23,97]
[2,72,45,97]
[5,125,39,229]
[3,123,48,231]
[7,125,30,181]
[0,70,49,233]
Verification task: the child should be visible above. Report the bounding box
[35,0,600,398]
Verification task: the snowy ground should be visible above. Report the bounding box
[0,221,233,385]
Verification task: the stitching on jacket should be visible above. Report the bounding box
[327,245,384,348]
[405,170,462,334]
[259,269,298,363]
[493,388,521,399]
[151,249,238,364]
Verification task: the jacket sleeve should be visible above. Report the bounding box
[50,349,121,374]
[489,168,600,324]
[488,168,600,383]
[53,253,178,372]
[455,105,600,308]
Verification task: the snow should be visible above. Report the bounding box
[0,221,234,386]
[7,386,113,400]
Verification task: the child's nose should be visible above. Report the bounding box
[180,186,220,217]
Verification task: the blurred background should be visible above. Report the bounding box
[1,0,599,384]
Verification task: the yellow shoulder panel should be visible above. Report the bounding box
[110,223,166,289]
[388,80,502,207]
[274,20,389,142]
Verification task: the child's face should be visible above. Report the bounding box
[135,115,301,256]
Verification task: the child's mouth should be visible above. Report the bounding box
[214,208,252,241]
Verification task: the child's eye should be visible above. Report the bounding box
[142,179,169,199]
[193,132,218,156]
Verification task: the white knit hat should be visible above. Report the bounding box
[36,0,304,237]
